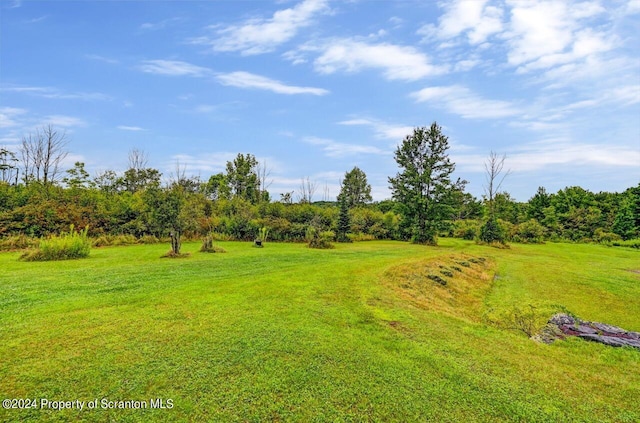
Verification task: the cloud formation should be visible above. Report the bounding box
[217,71,328,95]
[293,38,445,81]
[411,85,521,119]
[193,0,330,55]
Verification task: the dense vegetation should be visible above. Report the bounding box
[1,125,638,248]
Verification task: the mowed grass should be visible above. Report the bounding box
[0,240,638,422]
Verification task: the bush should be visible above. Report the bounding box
[306,227,335,249]
[479,218,506,245]
[347,233,376,242]
[609,238,640,249]
[593,228,622,244]
[453,220,480,240]
[512,219,545,244]
[427,274,447,286]
[21,225,91,261]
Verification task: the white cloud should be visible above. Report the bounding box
[169,153,238,174]
[216,71,329,95]
[138,60,212,77]
[0,107,27,128]
[117,126,145,131]
[44,115,86,127]
[85,54,119,65]
[1,85,111,101]
[294,38,446,81]
[194,0,330,55]
[139,17,184,31]
[419,0,504,45]
[454,139,640,173]
[338,118,413,140]
[505,0,609,70]
[411,85,521,119]
[303,136,386,158]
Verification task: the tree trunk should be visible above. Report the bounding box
[170,230,181,255]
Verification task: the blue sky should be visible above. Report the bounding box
[1,0,639,202]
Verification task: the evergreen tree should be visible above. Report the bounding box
[336,194,351,242]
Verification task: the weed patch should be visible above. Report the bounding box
[20,225,91,261]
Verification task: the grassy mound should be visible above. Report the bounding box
[383,254,493,322]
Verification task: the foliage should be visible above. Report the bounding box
[20,225,90,261]
[389,123,458,245]
[336,194,351,242]
[479,217,506,245]
[338,166,372,207]
[511,219,545,244]
[453,219,480,240]
[306,226,335,249]
[226,153,260,203]
[608,238,640,249]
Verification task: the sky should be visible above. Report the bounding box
[1,0,639,202]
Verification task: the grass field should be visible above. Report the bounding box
[1,240,638,422]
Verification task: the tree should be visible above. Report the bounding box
[480,152,510,244]
[226,153,260,203]
[297,176,317,204]
[120,148,161,192]
[204,173,231,201]
[0,147,19,184]
[62,162,94,189]
[527,186,551,222]
[388,123,457,245]
[20,125,69,185]
[336,194,351,242]
[338,166,372,207]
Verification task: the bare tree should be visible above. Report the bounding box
[297,176,317,203]
[256,159,273,201]
[20,125,69,185]
[128,148,148,171]
[322,182,330,202]
[484,151,510,217]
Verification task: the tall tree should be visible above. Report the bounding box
[388,123,457,245]
[479,152,510,244]
[20,125,69,185]
[336,194,351,242]
[338,166,372,207]
[297,176,317,204]
[527,186,551,222]
[226,153,260,203]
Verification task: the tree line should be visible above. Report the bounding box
[1,124,638,250]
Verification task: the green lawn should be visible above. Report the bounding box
[1,240,638,422]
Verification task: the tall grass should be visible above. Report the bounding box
[20,225,91,261]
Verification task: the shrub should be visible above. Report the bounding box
[610,238,640,249]
[479,218,506,245]
[306,227,335,249]
[453,219,480,240]
[21,225,91,261]
[513,219,546,244]
[347,233,376,242]
[593,228,622,244]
